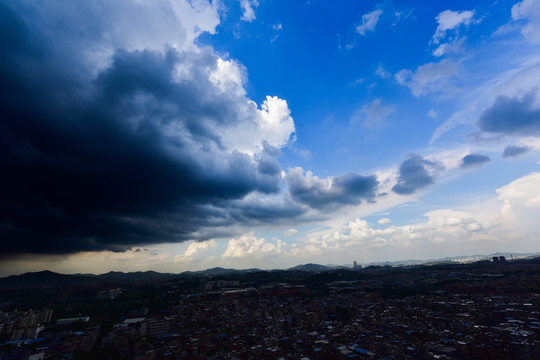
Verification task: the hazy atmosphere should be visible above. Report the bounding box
[1,0,540,276]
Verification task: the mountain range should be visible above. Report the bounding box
[2,252,539,289]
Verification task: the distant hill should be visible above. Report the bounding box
[96,271,176,282]
[2,252,540,288]
[288,263,330,272]
[0,270,98,289]
[0,268,265,288]
[180,267,262,276]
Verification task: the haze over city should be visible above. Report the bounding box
[1,0,540,276]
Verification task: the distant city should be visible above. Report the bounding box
[1,254,540,359]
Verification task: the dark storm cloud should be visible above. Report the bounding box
[503,145,530,158]
[392,154,443,195]
[460,153,491,169]
[227,198,307,224]
[286,168,379,209]
[0,1,295,255]
[478,90,540,135]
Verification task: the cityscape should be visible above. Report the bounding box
[2,255,540,359]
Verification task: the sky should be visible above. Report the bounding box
[1,0,540,276]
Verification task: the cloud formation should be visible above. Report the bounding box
[512,0,540,43]
[240,0,259,22]
[395,60,458,96]
[375,64,391,79]
[497,172,540,227]
[477,90,540,135]
[283,228,298,236]
[360,98,395,128]
[432,9,476,44]
[356,9,383,35]
[432,37,465,57]
[175,239,218,262]
[290,209,489,260]
[223,233,284,258]
[392,154,444,195]
[0,1,298,255]
[286,168,379,209]
[503,145,530,158]
[460,154,491,169]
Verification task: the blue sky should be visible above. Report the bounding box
[1,0,540,275]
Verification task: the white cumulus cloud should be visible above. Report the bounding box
[432,9,476,44]
[175,239,218,261]
[497,172,540,226]
[223,233,284,258]
[283,228,299,236]
[512,0,540,43]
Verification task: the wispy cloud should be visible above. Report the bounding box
[283,228,299,236]
[396,60,459,96]
[240,0,259,22]
[375,64,391,79]
[357,98,395,128]
[356,9,383,35]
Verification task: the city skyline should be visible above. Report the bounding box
[1,0,540,276]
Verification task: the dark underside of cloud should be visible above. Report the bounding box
[503,145,529,158]
[286,169,379,210]
[0,2,305,255]
[392,154,443,195]
[478,90,540,135]
[460,153,491,169]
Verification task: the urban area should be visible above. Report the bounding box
[1,256,539,359]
